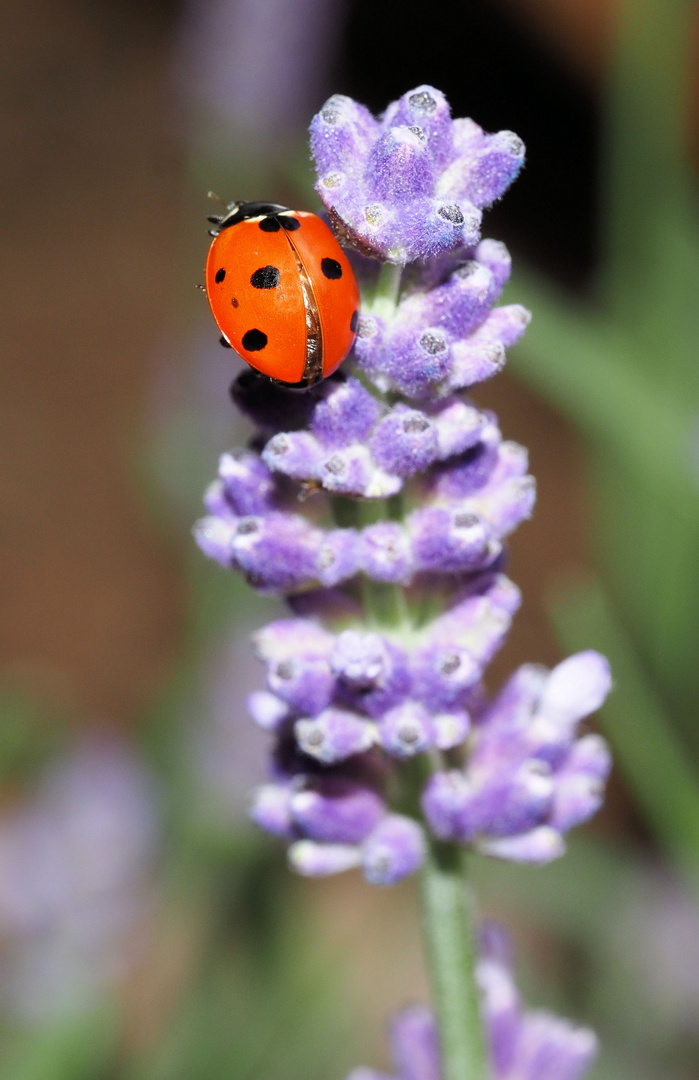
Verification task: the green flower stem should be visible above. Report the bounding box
[361,578,410,632]
[421,840,489,1080]
[358,496,411,632]
[370,259,404,319]
[330,495,411,632]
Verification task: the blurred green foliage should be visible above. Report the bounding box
[504,3,699,1073]
[511,0,699,892]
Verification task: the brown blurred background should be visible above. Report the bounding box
[0,0,186,720]
[0,0,692,729]
[0,0,587,726]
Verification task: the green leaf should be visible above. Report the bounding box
[548,574,699,901]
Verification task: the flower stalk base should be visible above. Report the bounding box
[421,841,488,1080]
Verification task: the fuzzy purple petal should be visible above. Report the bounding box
[249,783,294,838]
[295,708,376,764]
[511,1012,598,1080]
[539,652,613,726]
[473,238,512,293]
[422,770,475,842]
[219,450,276,514]
[378,701,435,758]
[311,378,383,448]
[433,711,471,750]
[365,126,435,204]
[290,779,385,844]
[247,690,289,732]
[193,516,235,566]
[289,840,362,877]
[231,513,322,594]
[262,431,324,480]
[478,955,522,1075]
[383,86,454,169]
[254,618,333,663]
[266,655,335,717]
[330,630,391,688]
[478,826,565,864]
[388,1005,441,1080]
[361,815,425,885]
[411,643,481,711]
[370,406,439,478]
[410,506,491,574]
[316,529,362,587]
[469,760,554,838]
[361,522,414,584]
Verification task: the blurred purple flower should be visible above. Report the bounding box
[610,870,699,1037]
[190,626,274,827]
[347,925,597,1080]
[0,734,158,1021]
[176,0,348,152]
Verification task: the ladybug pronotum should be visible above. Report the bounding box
[205,201,360,388]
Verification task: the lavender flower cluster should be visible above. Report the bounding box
[194,86,612,887]
[197,362,533,592]
[311,87,524,264]
[350,925,597,1080]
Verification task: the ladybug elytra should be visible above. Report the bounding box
[205,201,360,388]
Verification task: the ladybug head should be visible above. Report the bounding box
[207,200,290,234]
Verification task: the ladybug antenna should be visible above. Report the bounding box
[207,191,226,206]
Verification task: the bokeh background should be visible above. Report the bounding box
[1,0,699,1077]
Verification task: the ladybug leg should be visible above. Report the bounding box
[219,336,232,348]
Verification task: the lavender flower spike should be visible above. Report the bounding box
[196,85,612,887]
[196,80,612,1080]
[347,926,598,1080]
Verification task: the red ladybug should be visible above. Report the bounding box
[205,201,360,387]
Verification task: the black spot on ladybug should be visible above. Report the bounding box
[321,258,342,280]
[215,267,226,283]
[219,336,232,348]
[242,328,268,351]
[279,215,300,231]
[250,265,281,289]
[350,310,359,333]
[259,216,281,232]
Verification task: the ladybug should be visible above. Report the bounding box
[205,201,360,388]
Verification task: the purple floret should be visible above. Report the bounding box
[347,926,597,1080]
[289,778,385,845]
[422,652,612,861]
[361,814,426,885]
